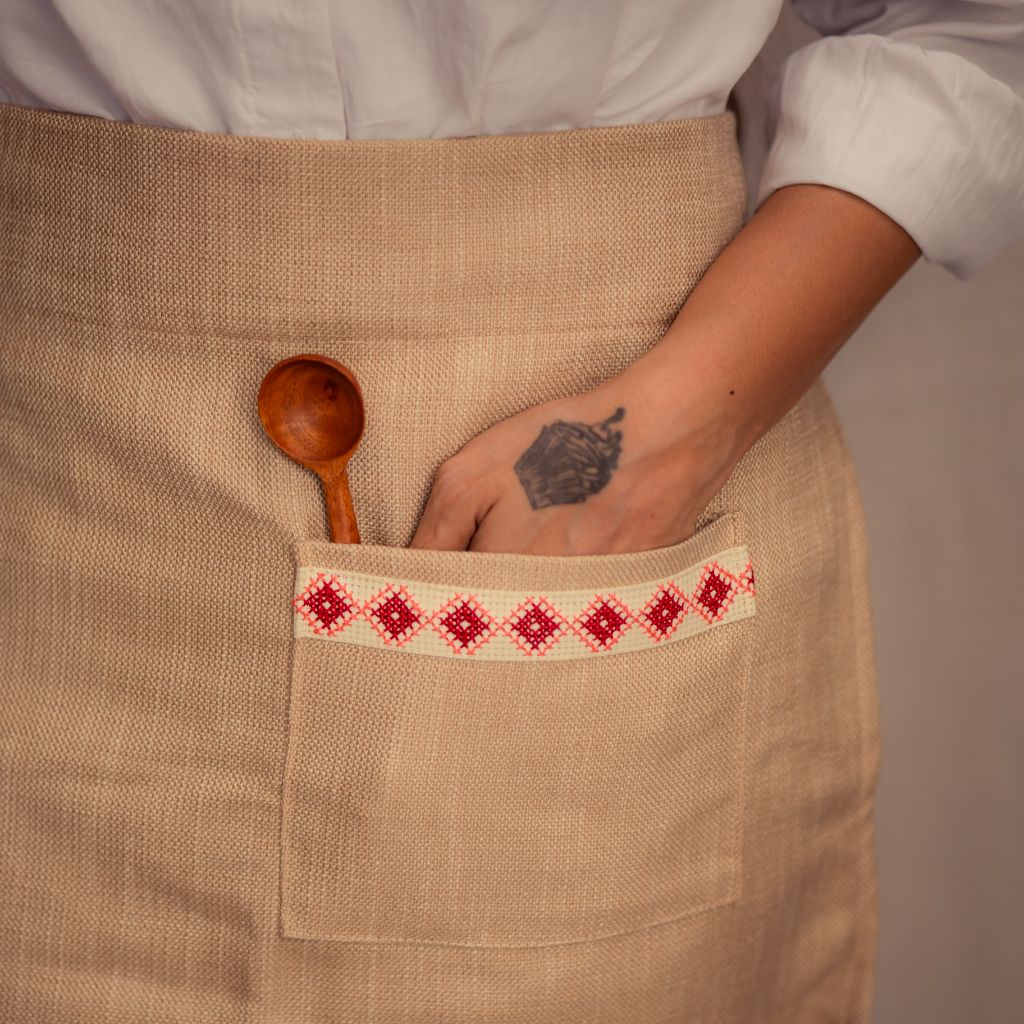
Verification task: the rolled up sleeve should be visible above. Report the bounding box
[754,1,1024,280]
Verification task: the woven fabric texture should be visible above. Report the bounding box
[0,101,881,1022]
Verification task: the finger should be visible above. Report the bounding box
[407,466,484,551]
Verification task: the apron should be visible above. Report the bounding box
[0,100,882,1023]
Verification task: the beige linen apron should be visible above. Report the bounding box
[0,100,881,1022]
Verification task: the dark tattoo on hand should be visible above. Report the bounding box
[513,406,626,510]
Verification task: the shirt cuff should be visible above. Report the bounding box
[753,33,1024,281]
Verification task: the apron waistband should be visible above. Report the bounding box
[0,102,745,340]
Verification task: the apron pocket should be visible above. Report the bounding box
[281,511,756,948]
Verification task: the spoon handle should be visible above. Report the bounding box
[322,466,360,544]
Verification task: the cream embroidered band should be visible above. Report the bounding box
[292,545,756,662]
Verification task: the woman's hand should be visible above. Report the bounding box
[409,182,923,556]
[407,360,745,555]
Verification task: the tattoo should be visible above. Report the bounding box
[513,406,626,510]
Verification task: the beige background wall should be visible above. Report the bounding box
[733,7,1024,1022]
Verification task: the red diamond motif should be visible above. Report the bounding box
[691,563,738,623]
[431,594,496,655]
[637,582,689,641]
[737,560,756,596]
[572,594,633,652]
[364,584,428,646]
[502,596,568,656]
[292,573,360,637]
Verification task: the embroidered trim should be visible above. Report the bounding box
[293,545,755,661]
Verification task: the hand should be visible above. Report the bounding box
[409,183,923,557]
[407,365,744,556]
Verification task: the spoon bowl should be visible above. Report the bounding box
[258,353,365,543]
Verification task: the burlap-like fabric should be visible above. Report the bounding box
[0,101,881,1022]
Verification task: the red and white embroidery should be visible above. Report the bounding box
[736,561,756,596]
[431,593,497,655]
[690,561,739,623]
[636,581,689,642]
[503,596,569,656]
[363,583,429,647]
[292,573,360,637]
[293,548,756,661]
[572,593,633,653]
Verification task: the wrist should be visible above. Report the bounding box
[598,343,757,467]
[591,180,922,491]
[591,351,753,494]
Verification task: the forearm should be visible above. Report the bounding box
[606,183,923,473]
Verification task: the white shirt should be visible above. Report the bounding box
[1,0,1022,281]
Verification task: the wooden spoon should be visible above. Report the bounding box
[258,353,366,544]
